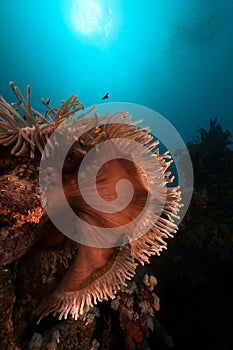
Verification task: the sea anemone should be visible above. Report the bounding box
[37,114,182,322]
[0,82,182,323]
[0,81,84,158]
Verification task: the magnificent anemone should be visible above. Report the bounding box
[0,82,182,322]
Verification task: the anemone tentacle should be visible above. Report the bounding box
[0,82,85,158]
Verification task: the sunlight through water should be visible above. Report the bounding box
[62,0,123,49]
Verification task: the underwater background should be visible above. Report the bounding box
[1,1,233,350]
[1,0,233,145]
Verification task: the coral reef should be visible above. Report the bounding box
[1,80,231,349]
[110,273,161,349]
[151,119,233,349]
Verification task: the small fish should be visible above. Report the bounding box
[102,92,110,100]
[46,98,51,105]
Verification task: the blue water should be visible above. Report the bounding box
[1,0,233,145]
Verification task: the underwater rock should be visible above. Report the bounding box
[0,267,19,349]
[0,172,44,266]
[26,314,98,350]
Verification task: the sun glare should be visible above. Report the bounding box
[73,1,103,36]
[63,0,122,49]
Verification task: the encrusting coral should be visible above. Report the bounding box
[0,170,45,266]
[0,82,182,333]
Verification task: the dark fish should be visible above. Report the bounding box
[102,92,110,100]
[46,98,51,105]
